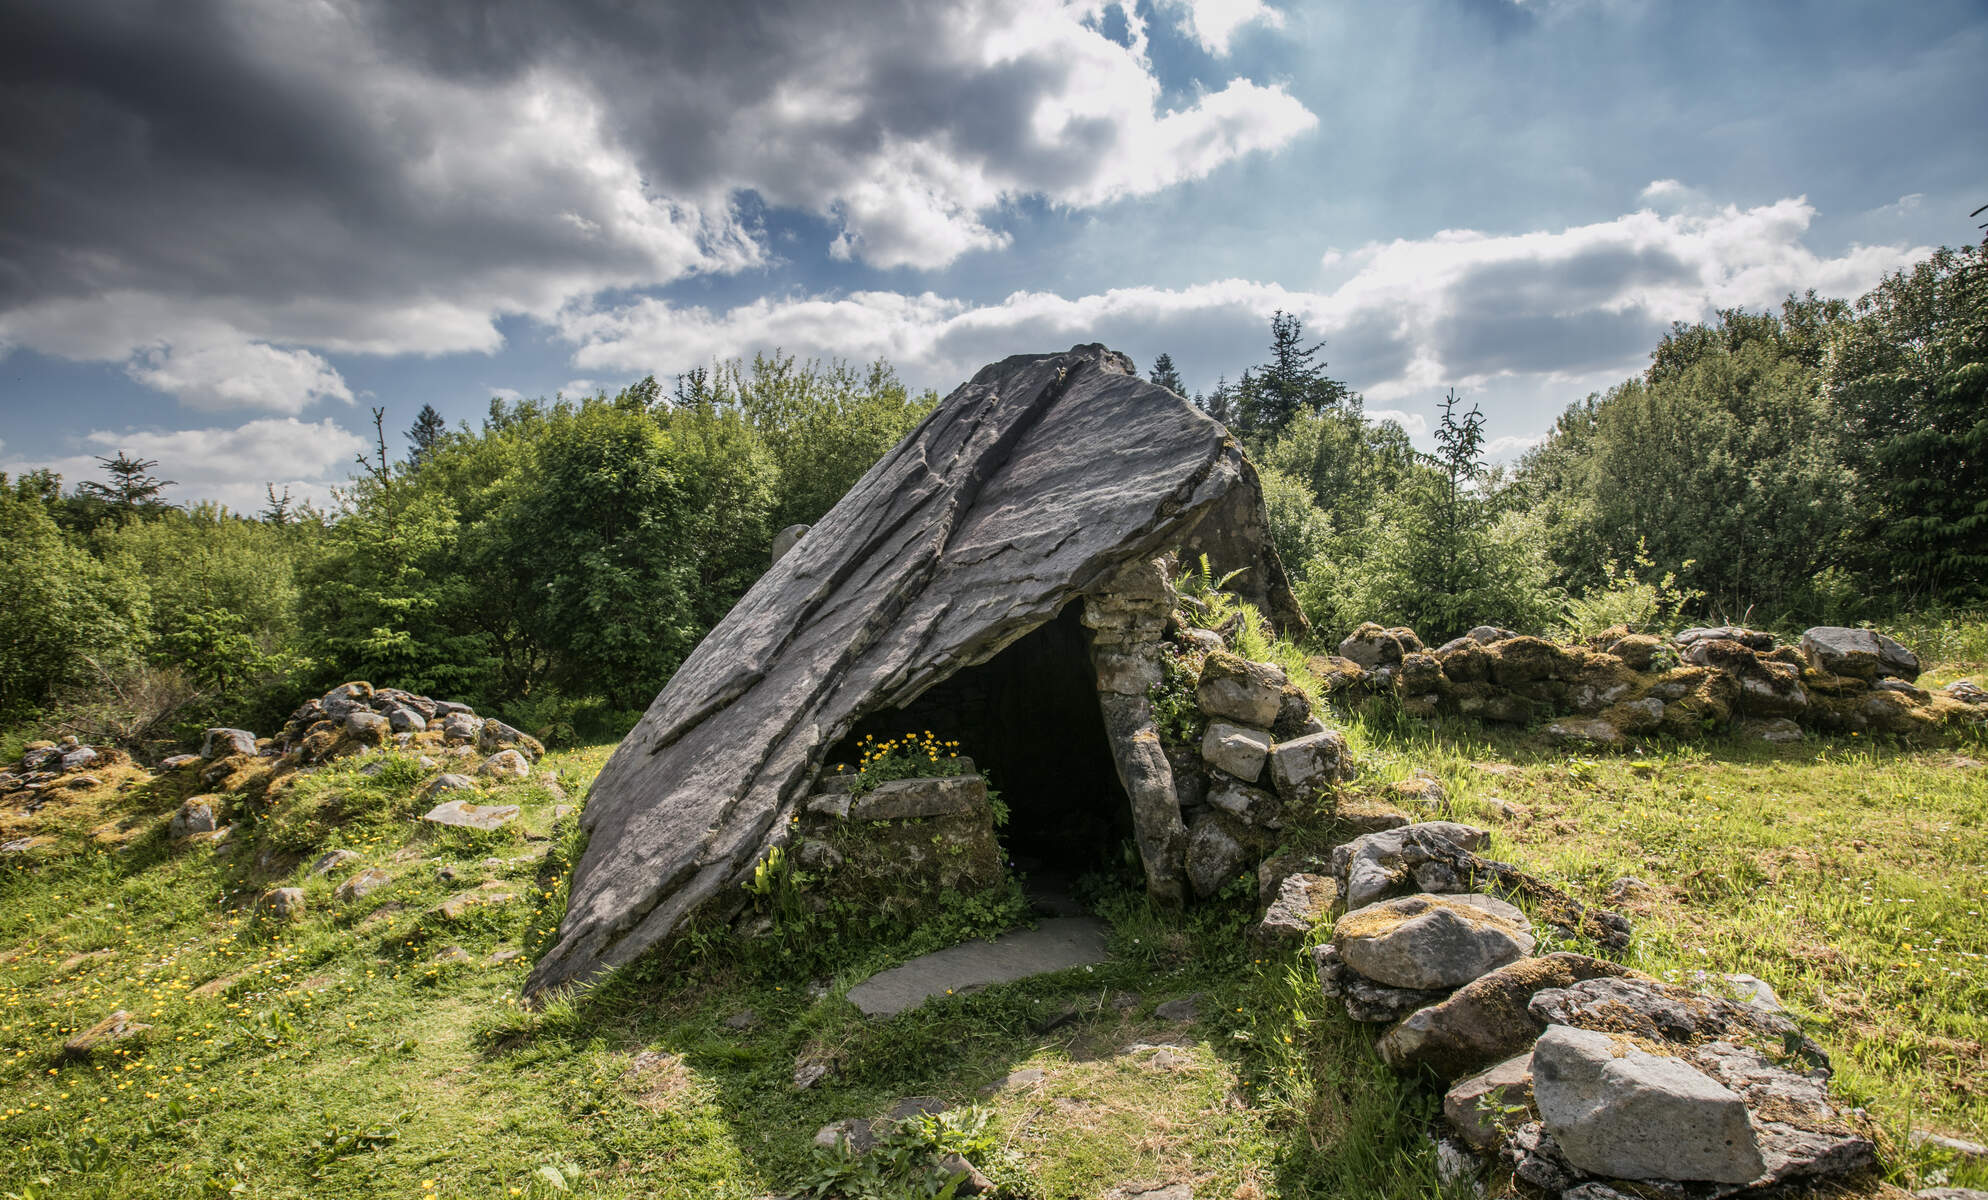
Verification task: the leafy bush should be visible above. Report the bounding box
[1558,541,1704,640]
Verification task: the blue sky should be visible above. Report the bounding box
[1,0,1982,509]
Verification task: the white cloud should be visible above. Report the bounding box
[125,340,354,414]
[1873,193,1925,218]
[1365,409,1428,435]
[563,190,1926,408]
[1485,433,1544,457]
[487,387,525,404]
[2,418,369,513]
[1159,0,1286,55]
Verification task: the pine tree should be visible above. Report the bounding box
[1238,310,1348,442]
[1197,375,1236,429]
[77,452,175,516]
[1148,353,1185,397]
[406,404,447,466]
[260,483,294,526]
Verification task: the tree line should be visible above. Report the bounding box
[1,238,1980,750]
[1151,237,1984,645]
[0,358,935,747]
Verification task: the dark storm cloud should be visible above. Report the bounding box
[0,0,1311,374]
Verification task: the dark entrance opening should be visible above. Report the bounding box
[828,601,1133,888]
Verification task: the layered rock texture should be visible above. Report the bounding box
[527,345,1301,997]
[1316,622,1983,745]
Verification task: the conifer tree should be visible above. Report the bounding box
[406,404,447,466]
[1147,353,1185,397]
[77,452,175,516]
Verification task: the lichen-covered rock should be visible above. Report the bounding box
[420,773,477,799]
[1256,872,1334,942]
[1677,626,1776,652]
[478,719,545,762]
[1313,942,1451,1023]
[1739,716,1804,743]
[201,728,257,759]
[1200,721,1271,782]
[1379,952,1647,1077]
[847,775,985,821]
[1397,652,1445,692]
[258,887,305,918]
[1544,716,1624,747]
[1533,1024,1765,1184]
[1267,729,1350,803]
[168,798,217,839]
[1306,654,1370,694]
[1206,776,1282,828]
[1196,652,1286,726]
[344,711,390,746]
[1485,637,1578,685]
[1334,893,1535,991]
[1445,1052,1534,1150]
[1184,810,1253,899]
[335,868,392,901]
[1528,975,1823,1063]
[528,346,1302,997]
[1605,633,1663,671]
[422,799,520,831]
[1800,625,1920,682]
[1332,820,1491,910]
[478,749,532,780]
[1338,623,1424,671]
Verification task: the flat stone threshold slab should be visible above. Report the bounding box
[847,917,1110,1018]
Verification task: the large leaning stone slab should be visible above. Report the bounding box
[527,345,1303,998]
[1334,893,1534,991]
[1532,1024,1765,1185]
[848,775,986,821]
[423,799,520,831]
[846,917,1111,1017]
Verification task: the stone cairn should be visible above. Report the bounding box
[0,735,117,826]
[1164,612,1888,1194]
[1308,813,1877,1196]
[143,682,551,844]
[1314,622,1983,746]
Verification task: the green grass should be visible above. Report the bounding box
[3,637,1985,1196]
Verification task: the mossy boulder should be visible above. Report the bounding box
[1484,637,1578,685]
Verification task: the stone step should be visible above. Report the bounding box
[846,917,1110,1018]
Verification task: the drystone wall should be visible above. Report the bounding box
[1312,622,1985,747]
[1159,604,1889,1195]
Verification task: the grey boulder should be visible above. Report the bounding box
[1267,729,1350,803]
[1334,893,1534,990]
[1444,1051,1534,1151]
[1800,625,1920,681]
[1196,652,1286,726]
[1532,1024,1764,1184]
[1378,951,1646,1078]
[1332,820,1489,911]
[201,728,258,759]
[168,798,217,839]
[1200,721,1271,782]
